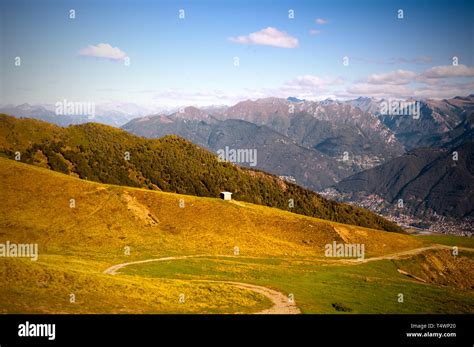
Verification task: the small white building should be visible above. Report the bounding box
[220,191,232,201]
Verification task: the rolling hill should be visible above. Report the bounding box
[0,114,401,232]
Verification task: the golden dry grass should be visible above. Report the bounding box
[2,157,468,314]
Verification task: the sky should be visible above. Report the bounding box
[0,0,473,108]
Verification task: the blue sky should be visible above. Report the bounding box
[1,0,473,107]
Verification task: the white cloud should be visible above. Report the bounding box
[421,64,474,79]
[258,75,345,100]
[151,75,344,106]
[392,56,432,64]
[153,89,257,107]
[340,80,474,100]
[229,27,298,48]
[352,56,432,65]
[315,18,329,25]
[411,81,474,99]
[337,63,474,99]
[343,83,411,98]
[285,75,344,88]
[309,29,322,36]
[364,70,418,85]
[364,65,474,85]
[78,43,127,61]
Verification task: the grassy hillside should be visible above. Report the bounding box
[1,157,472,314]
[0,114,401,232]
[0,156,416,258]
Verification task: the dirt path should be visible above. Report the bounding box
[361,245,449,263]
[336,245,461,264]
[103,255,301,314]
[103,245,473,313]
[329,244,474,265]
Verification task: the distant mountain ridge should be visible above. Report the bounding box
[123,96,418,189]
[325,117,473,234]
[347,95,474,150]
[0,102,156,127]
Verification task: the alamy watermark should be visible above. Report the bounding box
[217,146,257,167]
[55,99,96,119]
[18,321,55,341]
[0,241,38,261]
[325,241,365,260]
[379,99,420,119]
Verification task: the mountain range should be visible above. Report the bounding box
[350,95,474,150]
[325,112,473,234]
[123,97,408,190]
[0,102,159,127]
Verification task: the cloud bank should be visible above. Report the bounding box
[78,43,127,61]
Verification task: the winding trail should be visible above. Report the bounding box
[103,245,473,314]
[103,255,301,314]
[334,244,474,264]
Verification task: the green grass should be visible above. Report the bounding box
[122,256,474,314]
[417,234,474,248]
